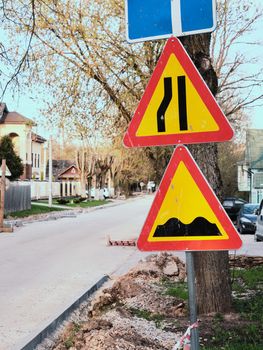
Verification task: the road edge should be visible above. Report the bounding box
[20,275,109,350]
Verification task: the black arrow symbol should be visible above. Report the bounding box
[178,76,188,131]
[157,77,172,132]
[157,76,188,133]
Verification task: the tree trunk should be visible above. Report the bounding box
[180,34,232,314]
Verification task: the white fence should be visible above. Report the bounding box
[30,180,82,199]
[4,181,113,214]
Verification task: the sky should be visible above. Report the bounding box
[0,1,262,139]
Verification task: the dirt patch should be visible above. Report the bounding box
[51,253,186,350]
[46,253,262,350]
[229,254,263,268]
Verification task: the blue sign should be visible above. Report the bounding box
[125,0,216,43]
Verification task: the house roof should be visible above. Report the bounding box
[31,132,46,144]
[0,111,36,125]
[246,129,263,169]
[46,160,76,179]
[57,165,80,179]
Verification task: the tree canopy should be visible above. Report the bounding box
[0,135,24,180]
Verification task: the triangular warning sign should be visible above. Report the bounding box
[137,146,242,251]
[124,37,234,147]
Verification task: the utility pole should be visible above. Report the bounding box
[48,137,53,207]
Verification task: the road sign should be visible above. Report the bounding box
[124,37,234,148]
[137,146,242,251]
[125,0,216,43]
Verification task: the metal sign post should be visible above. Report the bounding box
[48,136,53,207]
[186,251,199,350]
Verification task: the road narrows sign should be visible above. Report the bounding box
[123,37,234,148]
[137,145,242,251]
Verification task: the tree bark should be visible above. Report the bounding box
[180,34,232,314]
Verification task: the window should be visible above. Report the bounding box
[35,154,37,168]
[31,153,33,166]
[38,154,40,168]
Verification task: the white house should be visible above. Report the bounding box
[238,129,263,203]
[0,103,47,180]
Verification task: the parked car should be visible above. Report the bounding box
[103,187,109,199]
[222,197,247,222]
[255,199,263,242]
[147,181,156,193]
[236,203,258,234]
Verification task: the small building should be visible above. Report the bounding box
[57,165,80,197]
[238,129,263,203]
[45,160,81,197]
[0,103,47,180]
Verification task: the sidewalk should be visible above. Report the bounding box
[5,194,152,228]
[31,202,70,209]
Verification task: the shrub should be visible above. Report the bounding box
[57,198,70,205]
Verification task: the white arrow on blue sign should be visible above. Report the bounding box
[125,0,216,43]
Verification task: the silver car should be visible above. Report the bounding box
[255,199,263,242]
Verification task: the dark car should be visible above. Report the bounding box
[222,197,247,222]
[236,203,258,234]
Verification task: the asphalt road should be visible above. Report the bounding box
[0,195,262,349]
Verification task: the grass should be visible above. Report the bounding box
[66,199,111,208]
[8,198,110,218]
[128,307,165,328]
[64,322,81,349]
[164,281,188,300]
[232,266,263,290]
[33,199,111,208]
[7,203,66,218]
[201,265,263,349]
[158,267,263,349]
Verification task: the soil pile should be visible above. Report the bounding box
[52,253,187,350]
[41,253,263,350]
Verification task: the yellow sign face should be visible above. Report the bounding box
[136,53,219,137]
[137,146,242,251]
[124,37,234,148]
[148,160,228,242]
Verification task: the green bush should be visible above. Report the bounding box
[57,198,70,205]
[73,197,86,204]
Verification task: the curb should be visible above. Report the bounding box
[20,275,109,350]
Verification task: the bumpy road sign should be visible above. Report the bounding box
[124,37,234,148]
[137,146,242,251]
[125,0,216,43]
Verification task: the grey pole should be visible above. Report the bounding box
[186,251,199,350]
[48,137,52,207]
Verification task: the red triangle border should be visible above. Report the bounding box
[137,146,242,251]
[124,37,234,148]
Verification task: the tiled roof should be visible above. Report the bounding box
[46,160,76,179]
[57,165,80,179]
[0,111,36,125]
[31,132,46,143]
